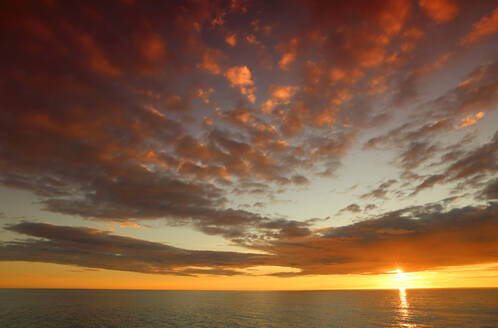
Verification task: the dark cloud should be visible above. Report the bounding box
[363,120,452,171]
[410,174,446,196]
[3,201,497,275]
[364,204,377,212]
[1,222,269,276]
[411,131,498,195]
[291,175,310,185]
[426,60,498,118]
[478,178,498,200]
[338,204,362,214]
[360,179,398,199]
[256,201,498,275]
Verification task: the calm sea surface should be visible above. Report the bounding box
[0,289,497,327]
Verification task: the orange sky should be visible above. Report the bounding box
[1,262,498,290]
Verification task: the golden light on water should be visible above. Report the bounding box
[398,287,417,328]
[392,270,416,327]
[399,287,408,311]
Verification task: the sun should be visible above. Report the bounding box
[388,269,409,289]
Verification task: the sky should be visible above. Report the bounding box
[0,0,497,290]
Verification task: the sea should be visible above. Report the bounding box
[0,288,497,327]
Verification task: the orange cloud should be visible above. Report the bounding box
[460,7,498,45]
[457,112,486,129]
[197,88,214,104]
[401,27,424,52]
[416,52,453,75]
[418,0,459,23]
[176,136,212,161]
[78,34,121,76]
[225,33,237,46]
[367,76,388,95]
[280,103,309,137]
[138,33,166,63]
[135,32,167,74]
[245,34,257,45]
[225,65,256,102]
[262,85,298,113]
[6,202,497,277]
[278,38,298,70]
[203,117,213,126]
[330,68,345,82]
[331,88,353,105]
[313,108,339,126]
[359,45,386,68]
[376,0,411,36]
[197,48,222,74]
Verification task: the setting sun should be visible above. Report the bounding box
[393,269,408,289]
[385,269,419,289]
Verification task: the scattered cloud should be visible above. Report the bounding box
[225,66,256,102]
[4,201,498,275]
[460,7,498,45]
[418,0,459,23]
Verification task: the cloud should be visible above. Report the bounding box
[197,48,223,74]
[457,112,486,129]
[262,85,298,113]
[338,203,361,214]
[418,0,459,23]
[364,204,377,212]
[278,38,298,70]
[479,178,498,200]
[0,222,269,276]
[444,131,498,181]
[77,33,122,77]
[361,180,398,200]
[410,174,446,196]
[400,142,440,170]
[134,32,168,74]
[225,66,254,87]
[225,66,256,102]
[460,7,498,45]
[258,202,498,275]
[291,175,310,185]
[427,60,498,117]
[225,33,237,46]
[4,201,498,275]
[410,131,498,195]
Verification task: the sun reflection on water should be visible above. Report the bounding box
[398,288,416,327]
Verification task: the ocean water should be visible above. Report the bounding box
[0,289,497,327]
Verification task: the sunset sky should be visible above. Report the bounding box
[1,0,497,290]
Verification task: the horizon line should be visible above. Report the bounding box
[2,286,497,292]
